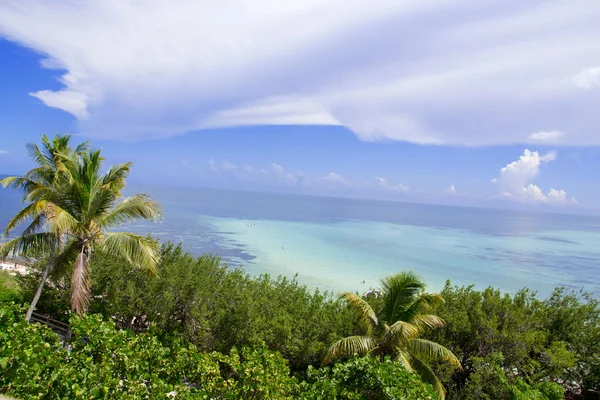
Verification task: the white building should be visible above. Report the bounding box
[0,257,30,275]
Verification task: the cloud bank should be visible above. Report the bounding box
[492,149,577,205]
[1,1,600,145]
[207,160,410,196]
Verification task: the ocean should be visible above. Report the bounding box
[2,184,600,297]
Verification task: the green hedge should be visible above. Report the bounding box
[0,303,436,399]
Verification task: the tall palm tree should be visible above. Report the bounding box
[0,134,88,321]
[40,147,163,315]
[322,271,461,399]
[1,136,162,316]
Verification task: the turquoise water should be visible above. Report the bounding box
[2,184,599,297]
[201,217,600,296]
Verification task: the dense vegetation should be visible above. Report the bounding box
[0,135,598,399]
[4,245,598,399]
[426,283,600,399]
[0,302,436,399]
[323,272,461,399]
[0,134,162,317]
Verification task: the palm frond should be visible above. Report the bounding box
[26,140,49,168]
[0,232,55,258]
[3,202,39,235]
[74,140,91,154]
[45,203,78,234]
[99,232,160,274]
[408,339,461,369]
[98,194,162,228]
[0,176,25,189]
[322,335,378,366]
[380,271,427,325]
[101,162,132,192]
[410,356,446,400]
[397,293,445,325]
[386,320,420,344]
[86,185,119,223]
[415,293,445,313]
[71,245,91,316]
[20,213,46,237]
[340,291,378,331]
[412,314,446,332]
[50,239,81,280]
[393,348,414,372]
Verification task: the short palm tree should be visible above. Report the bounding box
[322,271,461,399]
[2,136,163,316]
[0,134,88,321]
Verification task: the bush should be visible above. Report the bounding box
[298,356,436,399]
[426,282,597,399]
[86,243,359,372]
[0,272,22,304]
[1,303,440,399]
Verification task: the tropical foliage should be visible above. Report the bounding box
[323,272,461,399]
[425,282,600,399]
[2,249,598,400]
[0,271,21,304]
[299,356,437,399]
[0,134,88,320]
[0,303,436,399]
[1,134,162,315]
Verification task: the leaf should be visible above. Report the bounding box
[380,271,427,324]
[322,336,377,366]
[411,356,446,400]
[339,292,378,330]
[408,339,461,369]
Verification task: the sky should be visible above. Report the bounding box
[1,0,599,213]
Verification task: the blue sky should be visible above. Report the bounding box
[1,1,600,213]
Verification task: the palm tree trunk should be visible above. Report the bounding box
[25,242,55,322]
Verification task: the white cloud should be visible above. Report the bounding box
[29,90,89,119]
[220,161,238,172]
[445,184,457,195]
[208,159,218,173]
[206,160,413,196]
[2,1,600,145]
[270,163,307,186]
[527,130,564,143]
[573,67,600,89]
[493,149,577,205]
[547,188,577,205]
[372,177,410,193]
[322,172,352,188]
[0,150,9,155]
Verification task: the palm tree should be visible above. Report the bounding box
[42,147,163,315]
[0,134,89,321]
[1,136,162,316]
[322,271,461,399]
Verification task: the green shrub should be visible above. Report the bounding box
[0,303,303,399]
[426,282,599,399]
[85,243,359,371]
[0,303,442,399]
[298,356,436,399]
[0,272,22,304]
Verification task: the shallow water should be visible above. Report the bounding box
[2,184,599,297]
[125,185,600,297]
